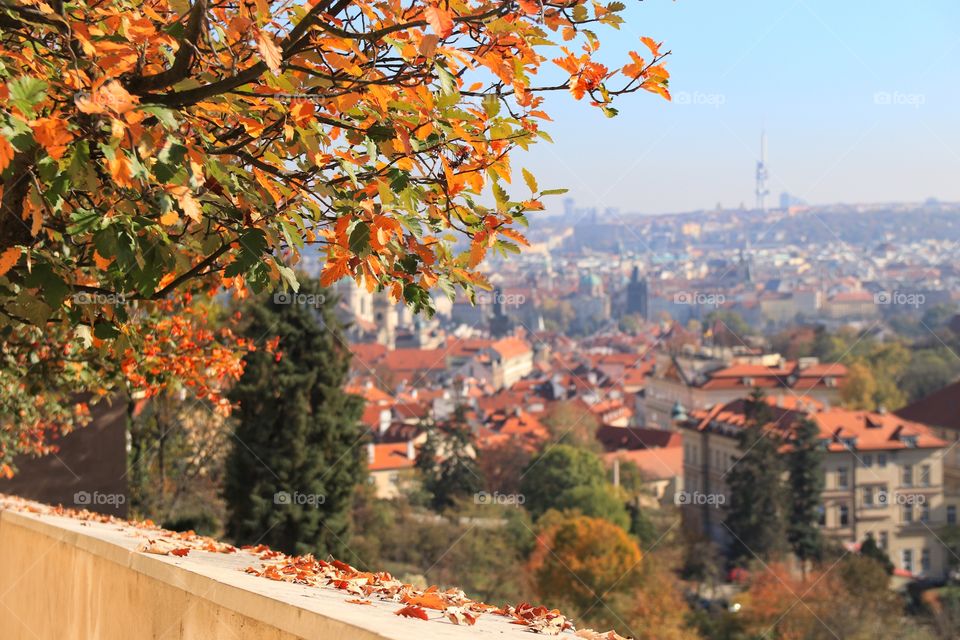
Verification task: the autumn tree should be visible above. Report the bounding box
[724,389,787,563]
[0,0,671,463]
[224,277,365,557]
[528,513,642,615]
[786,417,824,568]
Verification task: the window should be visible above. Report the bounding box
[861,454,873,467]
[863,487,874,508]
[817,505,826,526]
[837,467,849,489]
[903,464,914,487]
[920,464,931,487]
[948,505,957,526]
[878,454,887,468]
[902,504,914,523]
[879,531,888,549]
[920,504,930,523]
[839,505,849,527]
[902,549,914,573]
[922,548,931,573]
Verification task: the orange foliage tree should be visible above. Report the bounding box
[0,0,669,465]
[528,513,642,615]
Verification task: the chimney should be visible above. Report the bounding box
[406,440,416,460]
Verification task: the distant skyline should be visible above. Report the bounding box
[522,0,960,215]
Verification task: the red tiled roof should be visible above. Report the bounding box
[368,442,416,471]
[380,348,446,374]
[604,446,683,481]
[491,337,531,360]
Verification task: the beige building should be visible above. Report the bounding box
[367,441,417,499]
[641,350,846,429]
[682,397,952,579]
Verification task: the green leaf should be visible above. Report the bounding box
[540,188,569,196]
[94,321,120,340]
[348,221,370,256]
[140,106,179,129]
[7,76,48,113]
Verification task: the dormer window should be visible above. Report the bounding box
[841,437,857,450]
[901,435,918,448]
[742,377,754,387]
[824,376,836,388]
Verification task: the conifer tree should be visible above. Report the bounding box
[786,417,825,568]
[224,279,365,558]
[724,389,788,563]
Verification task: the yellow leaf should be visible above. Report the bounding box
[160,210,180,226]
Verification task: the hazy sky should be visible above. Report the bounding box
[521,0,960,215]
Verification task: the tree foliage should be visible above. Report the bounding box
[415,407,481,511]
[528,513,642,614]
[724,389,787,563]
[785,417,824,565]
[520,443,607,519]
[0,0,671,460]
[224,277,365,557]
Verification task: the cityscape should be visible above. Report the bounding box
[2,1,960,639]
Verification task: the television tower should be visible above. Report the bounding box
[755,130,769,211]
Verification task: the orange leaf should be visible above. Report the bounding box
[160,210,180,226]
[640,36,661,57]
[424,5,453,38]
[346,599,373,605]
[395,605,429,620]
[93,250,113,270]
[257,32,283,74]
[517,0,540,15]
[402,592,447,611]
[171,548,190,557]
[0,137,13,173]
[0,247,21,278]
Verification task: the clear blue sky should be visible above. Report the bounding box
[522,0,960,214]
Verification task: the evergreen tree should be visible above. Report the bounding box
[859,533,894,575]
[786,417,825,567]
[724,389,788,563]
[224,278,365,558]
[415,406,482,510]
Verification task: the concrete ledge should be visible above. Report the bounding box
[0,497,570,640]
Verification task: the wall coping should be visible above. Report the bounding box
[0,496,590,639]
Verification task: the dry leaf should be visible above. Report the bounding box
[395,605,429,620]
[257,32,283,74]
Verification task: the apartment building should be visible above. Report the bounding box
[681,397,952,579]
[641,349,846,429]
